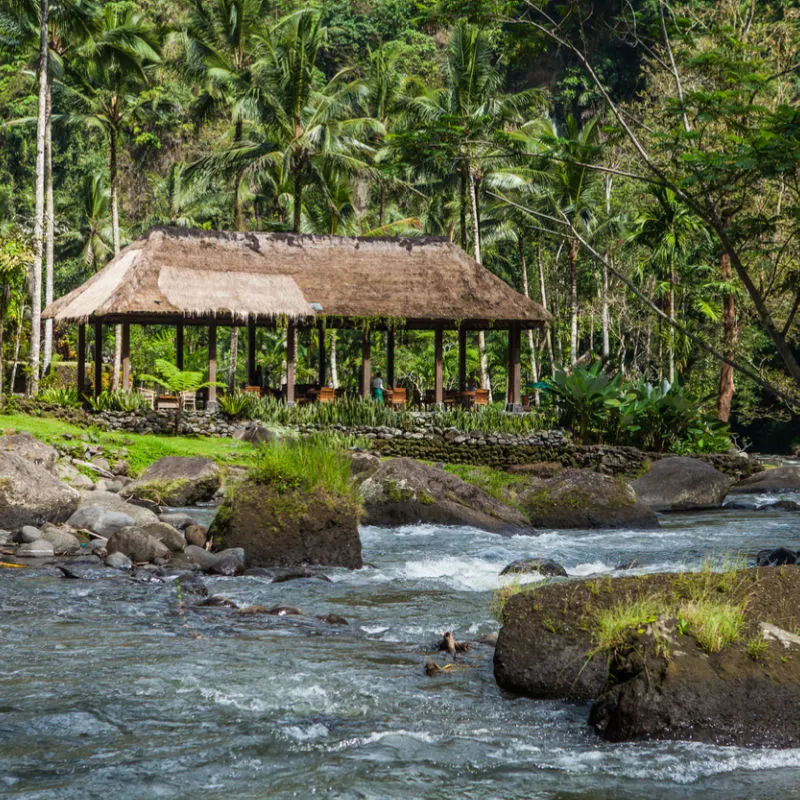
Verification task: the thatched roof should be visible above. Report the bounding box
[44,227,550,328]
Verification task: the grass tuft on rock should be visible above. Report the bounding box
[679,600,745,654]
[593,597,663,654]
[248,433,358,500]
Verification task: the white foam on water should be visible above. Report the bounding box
[399,557,510,591]
[329,729,440,751]
[284,723,330,742]
[567,562,614,577]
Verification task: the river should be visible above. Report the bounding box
[2,497,800,799]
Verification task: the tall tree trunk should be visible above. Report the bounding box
[228,327,238,391]
[467,165,491,402]
[519,239,539,405]
[329,331,339,389]
[378,184,385,228]
[11,304,25,394]
[537,243,555,375]
[0,285,7,405]
[43,85,54,375]
[459,167,468,251]
[29,0,49,396]
[668,266,675,384]
[717,245,737,422]
[568,238,579,367]
[233,119,244,232]
[292,175,303,234]
[601,258,610,360]
[110,125,122,391]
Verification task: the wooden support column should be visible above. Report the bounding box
[93,320,102,398]
[77,324,86,398]
[207,323,218,409]
[386,328,395,387]
[317,320,326,387]
[247,318,257,385]
[434,326,444,406]
[361,329,371,399]
[286,322,296,404]
[121,323,131,391]
[507,325,522,411]
[176,322,184,370]
[458,328,467,392]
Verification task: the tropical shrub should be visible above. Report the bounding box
[86,390,147,412]
[37,387,82,408]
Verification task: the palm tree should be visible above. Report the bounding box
[398,22,540,397]
[528,114,603,366]
[629,186,706,385]
[64,4,160,388]
[60,172,112,272]
[3,0,99,380]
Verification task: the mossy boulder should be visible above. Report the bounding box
[121,457,221,506]
[358,457,530,533]
[494,569,800,746]
[631,456,731,511]
[209,480,362,569]
[520,469,659,529]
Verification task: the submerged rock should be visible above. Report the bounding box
[632,457,731,511]
[756,547,797,566]
[121,457,221,506]
[500,558,567,578]
[358,458,530,533]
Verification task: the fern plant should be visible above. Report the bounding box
[138,359,224,433]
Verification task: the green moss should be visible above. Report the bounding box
[132,478,190,504]
[418,489,436,505]
[385,479,416,504]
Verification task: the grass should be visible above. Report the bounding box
[247,433,359,499]
[593,597,663,654]
[443,463,529,507]
[679,600,745,654]
[0,410,259,477]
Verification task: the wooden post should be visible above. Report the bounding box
[207,323,217,409]
[121,323,131,391]
[286,321,296,404]
[434,326,444,406]
[386,328,395,387]
[247,318,257,385]
[361,329,371,399]
[93,320,102,398]
[458,328,467,392]
[77,324,86,398]
[507,325,522,411]
[317,320,326,387]
[176,322,184,370]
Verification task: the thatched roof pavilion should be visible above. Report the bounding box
[43,227,550,407]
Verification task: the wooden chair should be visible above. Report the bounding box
[385,387,407,409]
[136,387,155,409]
[157,395,179,410]
[317,386,336,403]
[242,386,261,395]
[181,391,197,411]
[474,388,490,407]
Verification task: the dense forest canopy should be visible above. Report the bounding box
[0,0,798,441]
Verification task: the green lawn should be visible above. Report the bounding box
[0,411,258,477]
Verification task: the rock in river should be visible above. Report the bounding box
[209,479,362,570]
[730,466,800,494]
[121,456,221,506]
[358,458,530,533]
[500,558,568,578]
[494,568,800,746]
[520,469,659,530]
[631,456,731,511]
[0,450,79,530]
[106,527,170,563]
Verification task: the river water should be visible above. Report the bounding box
[2,497,800,799]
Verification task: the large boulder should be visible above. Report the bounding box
[632,456,731,511]
[520,469,659,530]
[39,523,81,555]
[0,450,79,530]
[494,569,800,746]
[730,466,800,494]
[67,491,159,536]
[0,431,58,474]
[121,457,221,506]
[136,522,185,553]
[358,458,530,533]
[209,480,362,569]
[106,527,170,563]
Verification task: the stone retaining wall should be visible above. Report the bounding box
[18,402,761,481]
